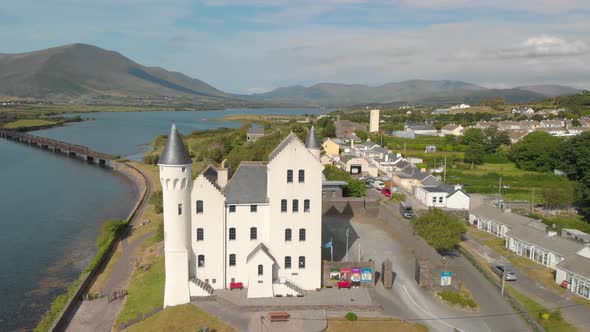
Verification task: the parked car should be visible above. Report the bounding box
[381,188,392,197]
[399,201,413,219]
[492,265,517,281]
[372,180,385,190]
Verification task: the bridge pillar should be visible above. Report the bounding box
[69,151,76,157]
[86,156,95,163]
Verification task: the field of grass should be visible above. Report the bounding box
[3,119,57,129]
[508,286,576,332]
[125,304,235,332]
[327,317,428,332]
[116,255,165,325]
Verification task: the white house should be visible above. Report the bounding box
[414,182,470,210]
[556,247,590,299]
[441,124,464,136]
[159,124,323,307]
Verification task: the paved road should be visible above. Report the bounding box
[465,233,590,331]
[62,163,154,332]
[324,194,531,332]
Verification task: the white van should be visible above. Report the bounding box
[372,180,385,190]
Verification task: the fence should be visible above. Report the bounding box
[114,307,163,331]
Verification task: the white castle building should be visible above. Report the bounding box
[158,124,323,307]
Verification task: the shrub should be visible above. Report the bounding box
[345,312,358,321]
[391,193,406,202]
[150,190,163,214]
[437,288,477,309]
[540,312,550,320]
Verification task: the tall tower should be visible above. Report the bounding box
[369,109,380,133]
[158,123,192,307]
[305,125,321,159]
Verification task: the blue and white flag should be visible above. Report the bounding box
[324,240,332,248]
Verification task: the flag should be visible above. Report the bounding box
[324,240,332,248]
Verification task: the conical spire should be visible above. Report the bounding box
[158,123,192,165]
[305,125,321,149]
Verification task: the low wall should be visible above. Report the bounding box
[322,197,379,217]
[322,261,376,288]
[49,161,149,332]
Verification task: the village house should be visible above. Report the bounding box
[441,124,464,136]
[475,121,498,129]
[158,124,323,305]
[338,154,378,177]
[334,120,367,138]
[321,138,340,157]
[246,127,265,142]
[507,129,530,143]
[414,182,470,210]
[404,122,437,136]
[512,107,535,115]
[540,119,565,128]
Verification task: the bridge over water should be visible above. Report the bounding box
[0,129,113,165]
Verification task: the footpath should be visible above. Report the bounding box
[463,234,590,331]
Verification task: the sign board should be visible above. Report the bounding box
[351,268,361,287]
[361,268,372,284]
[440,271,452,286]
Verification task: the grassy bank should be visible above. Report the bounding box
[34,219,127,332]
[125,304,235,332]
[3,119,57,129]
[508,286,576,332]
[327,317,428,332]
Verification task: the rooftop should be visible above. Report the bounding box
[507,227,583,258]
[158,123,192,166]
[224,162,268,204]
[556,252,590,277]
[247,126,265,135]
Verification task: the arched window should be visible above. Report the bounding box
[196,228,204,241]
[229,227,236,240]
[250,227,257,240]
[178,203,182,215]
[258,264,263,276]
[198,254,205,267]
[285,228,292,241]
[292,199,299,212]
[299,228,306,241]
[304,199,310,212]
[287,169,293,183]
[281,199,287,212]
[298,169,305,183]
[285,256,292,269]
[229,254,236,266]
[299,256,306,269]
[196,200,204,214]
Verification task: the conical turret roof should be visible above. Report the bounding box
[158,123,192,165]
[305,125,321,149]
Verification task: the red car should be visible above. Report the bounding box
[381,188,392,197]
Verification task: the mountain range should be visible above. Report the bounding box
[0,43,583,107]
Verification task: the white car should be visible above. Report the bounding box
[372,180,385,190]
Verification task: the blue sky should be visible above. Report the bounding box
[1,0,590,93]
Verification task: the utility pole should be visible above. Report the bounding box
[403,143,406,158]
[501,243,509,296]
[498,177,502,207]
[531,187,535,213]
[443,155,447,182]
[345,227,350,262]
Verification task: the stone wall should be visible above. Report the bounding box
[322,197,379,217]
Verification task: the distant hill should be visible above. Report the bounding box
[515,85,582,98]
[0,43,246,106]
[251,80,581,106]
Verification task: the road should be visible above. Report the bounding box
[324,190,531,332]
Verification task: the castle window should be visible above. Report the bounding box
[298,170,305,183]
[299,256,306,269]
[281,199,287,212]
[229,254,236,266]
[229,205,236,213]
[304,199,310,212]
[285,228,292,241]
[198,255,205,267]
[182,167,186,172]
[285,256,292,269]
[250,227,257,240]
[178,203,182,215]
[196,228,204,241]
[287,169,293,183]
[258,264,263,276]
[292,199,299,212]
[196,200,203,214]
[299,228,306,241]
[250,205,257,213]
[229,227,236,240]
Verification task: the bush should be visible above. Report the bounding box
[437,288,477,309]
[540,312,550,320]
[391,193,406,202]
[150,190,163,214]
[411,208,466,251]
[345,312,358,321]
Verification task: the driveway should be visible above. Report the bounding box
[323,210,531,332]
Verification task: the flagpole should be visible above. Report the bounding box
[330,237,333,262]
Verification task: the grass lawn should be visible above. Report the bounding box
[508,286,577,332]
[125,304,235,332]
[327,317,428,332]
[3,119,57,129]
[116,255,165,325]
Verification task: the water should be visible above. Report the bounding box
[0,108,324,330]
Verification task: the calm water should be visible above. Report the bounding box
[0,108,324,330]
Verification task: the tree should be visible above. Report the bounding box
[509,131,561,172]
[542,185,575,210]
[411,208,466,251]
[464,143,485,165]
[355,130,368,141]
[461,128,484,145]
[483,126,510,153]
[323,165,366,197]
[556,132,590,219]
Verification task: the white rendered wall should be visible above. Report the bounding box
[267,139,323,290]
[159,164,192,307]
[247,252,274,298]
[190,176,226,289]
[447,191,470,209]
[225,204,270,288]
[369,109,380,132]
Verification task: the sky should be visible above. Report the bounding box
[1,0,590,94]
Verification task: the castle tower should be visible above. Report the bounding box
[369,109,380,133]
[158,123,192,307]
[305,125,321,159]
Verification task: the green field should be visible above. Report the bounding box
[3,119,57,129]
[508,286,576,332]
[125,304,235,332]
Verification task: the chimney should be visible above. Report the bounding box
[454,184,463,191]
[217,159,228,189]
[385,154,389,161]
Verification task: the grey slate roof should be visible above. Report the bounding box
[507,227,583,258]
[224,162,268,204]
[248,126,265,135]
[158,123,192,165]
[557,253,590,277]
[305,126,321,149]
[471,205,546,231]
[247,243,277,263]
[202,166,220,190]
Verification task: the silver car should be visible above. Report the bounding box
[493,265,517,281]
